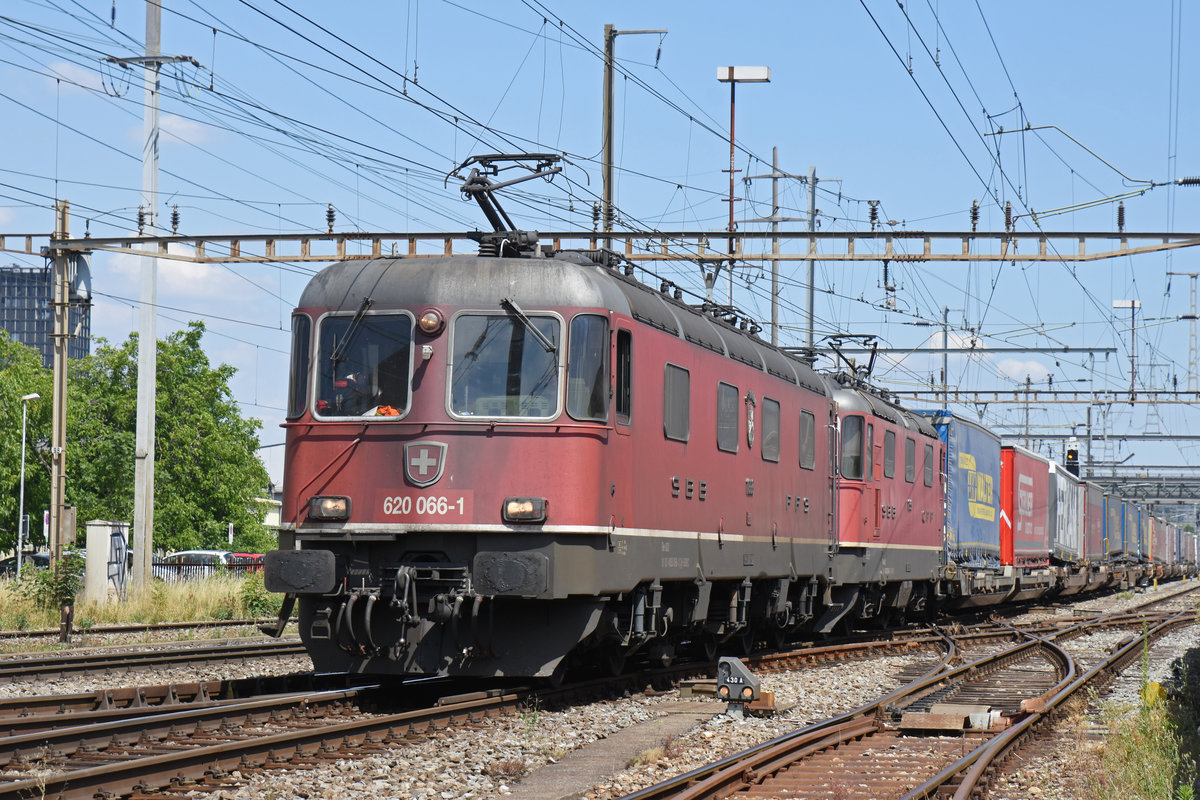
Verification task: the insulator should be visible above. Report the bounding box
[326,203,335,234]
[1178,176,1200,186]
[660,279,670,294]
[1117,202,1125,233]
[171,204,180,234]
[623,263,634,276]
[592,202,601,231]
[739,319,749,331]
[673,287,683,301]
[970,200,979,232]
[1004,201,1012,231]
[137,205,145,235]
[868,200,879,230]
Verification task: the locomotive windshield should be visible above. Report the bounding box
[450,313,561,418]
[315,312,413,418]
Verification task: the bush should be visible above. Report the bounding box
[239,571,282,617]
[19,550,84,611]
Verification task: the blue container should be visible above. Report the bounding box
[1117,500,1143,560]
[917,411,1001,567]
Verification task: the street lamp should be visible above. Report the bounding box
[17,392,39,575]
[716,65,770,303]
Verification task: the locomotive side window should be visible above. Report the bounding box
[924,443,935,486]
[566,314,609,421]
[615,329,632,424]
[663,363,690,442]
[716,382,738,453]
[288,314,311,419]
[905,437,916,483]
[761,397,780,462]
[798,410,816,470]
[316,312,412,419]
[840,415,863,479]
[883,430,896,478]
[450,313,561,418]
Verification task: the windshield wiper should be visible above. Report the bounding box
[330,296,375,365]
[501,297,556,353]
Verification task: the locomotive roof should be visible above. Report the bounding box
[299,253,829,395]
[832,384,938,438]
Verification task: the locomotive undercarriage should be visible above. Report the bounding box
[269,530,945,679]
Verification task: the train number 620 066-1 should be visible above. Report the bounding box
[382,494,468,517]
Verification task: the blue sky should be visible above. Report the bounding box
[0,1,1195,486]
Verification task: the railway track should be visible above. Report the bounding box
[619,587,1199,800]
[0,584,1191,799]
[0,638,306,682]
[0,618,285,641]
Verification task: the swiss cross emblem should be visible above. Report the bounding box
[404,441,447,487]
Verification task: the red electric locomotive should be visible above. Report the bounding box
[263,156,946,679]
[263,156,1193,681]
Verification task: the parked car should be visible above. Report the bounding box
[152,550,234,581]
[0,552,50,577]
[229,553,265,572]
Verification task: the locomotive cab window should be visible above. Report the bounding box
[840,415,864,479]
[615,329,632,424]
[865,422,874,482]
[924,442,935,486]
[315,312,412,419]
[717,382,738,452]
[883,430,896,478]
[288,314,311,419]
[905,437,916,483]
[663,363,690,442]
[450,312,561,418]
[798,410,816,470]
[566,314,609,421]
[761,397,780,462]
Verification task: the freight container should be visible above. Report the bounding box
[1047,462,1083,562]
[1151,517,1169,565]
[1116,501,1141,560]
[1104,493,1121,559]
[1000,445,1051,567]
[1083,482,1106,561]
[917,411,1001,567]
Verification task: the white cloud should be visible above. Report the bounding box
[101,244,237,300]
[125,114,216,149]
[44,61,104,94]
[159,114,213,147]
[996,358,1052,385]
[0,207,15,227]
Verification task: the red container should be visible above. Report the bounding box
[1000,446,1050,567]
[1082,482,1106,561]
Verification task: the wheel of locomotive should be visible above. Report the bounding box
[543,657,569,688]
[768,625,790,651]
[735,626,758,656]
[697,632,719,662]
[601,644,627,677]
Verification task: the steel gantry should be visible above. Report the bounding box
[6,220,1200,557]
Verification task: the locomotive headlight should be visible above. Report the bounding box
[418,309,444,335]
[309,495,352,521]
[502,497,548,523]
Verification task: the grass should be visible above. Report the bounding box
[1091,700,1196,800]
[1089,634,1199,800]
[0,570,283,634]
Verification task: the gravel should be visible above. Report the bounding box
[0,636,313,698]
[190,652,930,800]
[3,579,1195,799]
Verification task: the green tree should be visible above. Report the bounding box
[0,333,52,550]
[69,322,272,552]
